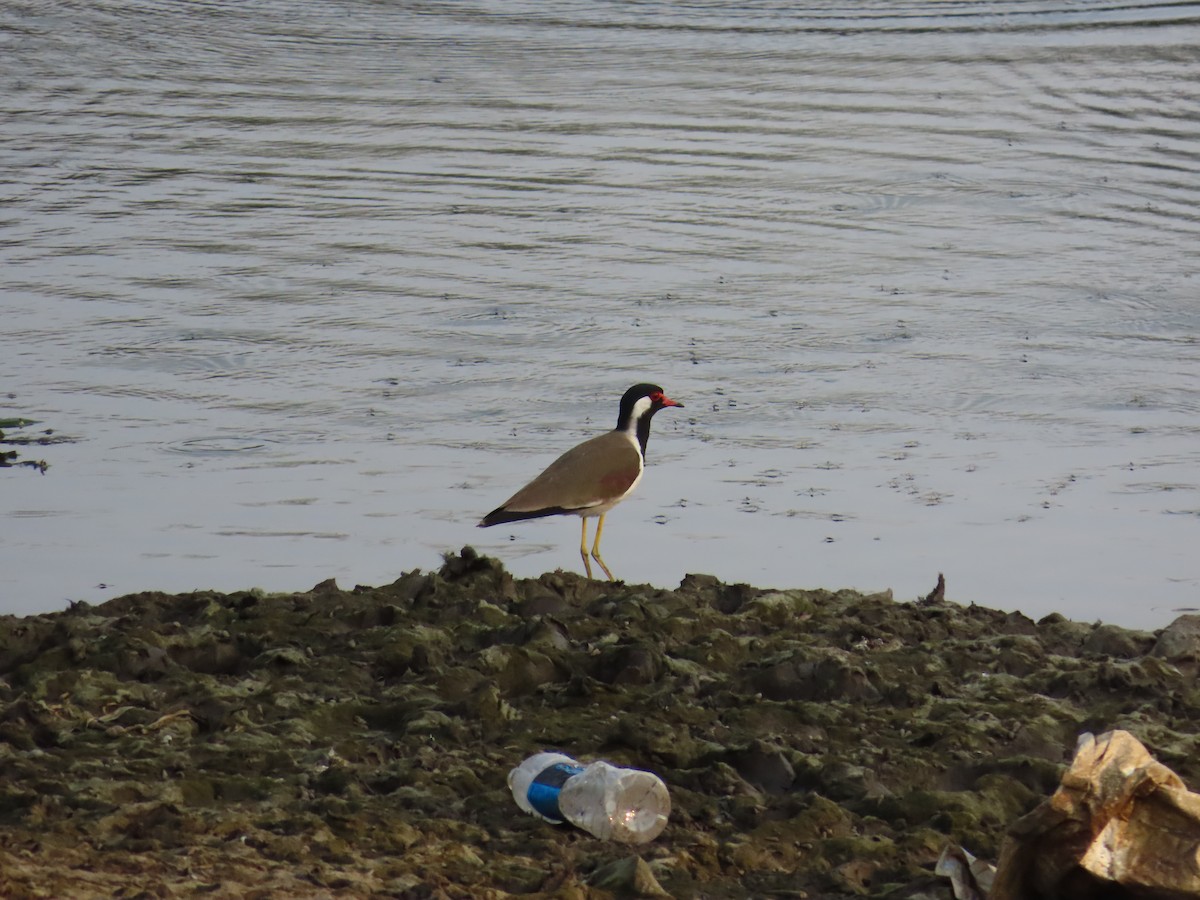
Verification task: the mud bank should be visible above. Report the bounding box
[2,548,1198,899]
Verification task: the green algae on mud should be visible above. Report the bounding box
[2,548,1199,899]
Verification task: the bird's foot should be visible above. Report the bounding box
[591,551,615,581]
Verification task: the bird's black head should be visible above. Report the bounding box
[616,384,683,452]
[617,383,684,426]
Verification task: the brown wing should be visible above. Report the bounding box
[480,432,641,524]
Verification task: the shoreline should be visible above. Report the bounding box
[2,547,1197,898]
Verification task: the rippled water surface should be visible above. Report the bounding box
[3,1,1198,628]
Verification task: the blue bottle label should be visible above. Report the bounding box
[527,762,584,822]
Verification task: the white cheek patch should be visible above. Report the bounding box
[625,396,653,430]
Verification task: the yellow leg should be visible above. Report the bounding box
[579,517,593,579]
[590,513,614,581]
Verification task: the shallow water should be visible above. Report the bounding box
[3,0,1198,629]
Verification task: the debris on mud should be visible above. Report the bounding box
[989,728,1200,900]
[2,547,1197,898]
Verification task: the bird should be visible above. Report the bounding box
[478,383,684,580]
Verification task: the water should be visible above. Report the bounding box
[3,1,1198,629]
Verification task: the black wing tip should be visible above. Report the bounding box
[477,508,504,528]
[478,506,570,527]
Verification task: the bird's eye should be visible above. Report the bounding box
[650,392,662,402]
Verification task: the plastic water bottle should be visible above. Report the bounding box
[508,751,671,843]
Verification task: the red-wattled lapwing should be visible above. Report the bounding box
[478,383,684,580]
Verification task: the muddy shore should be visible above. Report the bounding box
[2,547,1198,899]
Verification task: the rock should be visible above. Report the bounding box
[515,586,568,618]
[478,645,565,697]
[816,759,890,803]
[753,649,880,702]
[520,618,573,654]
[594,642,663,685]
[737,590,816,627]
[733,741,795,794]
[1083,622,1155,659]
[998,611,1039,636]
[1151,614,1200,666]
